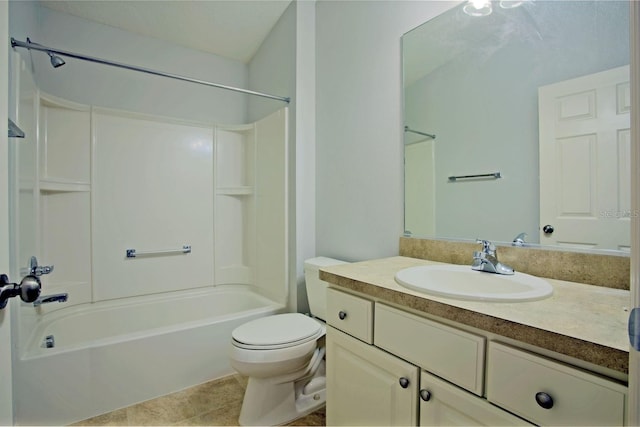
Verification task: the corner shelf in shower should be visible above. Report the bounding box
[36,91,93,308]
[216,186,254,196]
[40,178,90,193]
[214,124,256,286]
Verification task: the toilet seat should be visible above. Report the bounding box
[232,313,324,350]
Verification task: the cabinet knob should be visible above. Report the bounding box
[535,392,554,409]
[338,311,347,320]
[542,224,554,235]
[419,389,431,401]
[399,377,410,388]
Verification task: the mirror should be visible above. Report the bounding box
[403,1,630,252]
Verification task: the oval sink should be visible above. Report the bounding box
[395,264,553,302]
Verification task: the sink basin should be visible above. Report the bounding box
[394,264,553,302]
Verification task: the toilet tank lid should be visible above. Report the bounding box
[304,257,347,271]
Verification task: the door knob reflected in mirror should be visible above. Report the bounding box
[542,225,554,235]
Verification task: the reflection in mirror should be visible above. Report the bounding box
[403,1,630,252]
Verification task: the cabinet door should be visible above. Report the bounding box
[419,371,532,426]
[327,326,419,426]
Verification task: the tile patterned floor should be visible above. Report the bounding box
[71,374,326,426]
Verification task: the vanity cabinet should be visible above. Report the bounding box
[326,287,374,343]
[375,303,484,395]
[419,370,531,426]
[326,326,418,426]
[487,342,627,426]
[325,287,627,426]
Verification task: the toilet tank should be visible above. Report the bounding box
[304,257,347,321]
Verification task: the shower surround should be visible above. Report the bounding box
[10,53,289,425]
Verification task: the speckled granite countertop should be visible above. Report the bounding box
[319,256,631,375]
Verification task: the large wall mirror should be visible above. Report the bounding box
[403,0,630,252]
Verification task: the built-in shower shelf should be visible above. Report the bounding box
[216,186,254,196]
[40,178,90,193]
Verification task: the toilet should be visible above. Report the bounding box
[229,257,346,426]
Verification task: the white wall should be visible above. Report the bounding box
[7,0,38,48]
[315,0,456,261]
[248,2,296,124]
[293,1,317,312]
[12,4,248,125]
[1,2,15,423]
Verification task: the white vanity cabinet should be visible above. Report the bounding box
[326,287,374,343]
[326,326,419,426]
[487,342,627,426]
[325,287,627,426]
[419,370,531,426]
[375,303,484,395]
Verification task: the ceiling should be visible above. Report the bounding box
[39,0,293,64]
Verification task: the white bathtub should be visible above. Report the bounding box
[14,286,284,426]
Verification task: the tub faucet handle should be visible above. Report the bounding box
[29,256,54,276]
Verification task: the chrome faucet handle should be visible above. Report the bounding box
[29,256,54,277]
[512,232,528,247]
[475,239,495,255]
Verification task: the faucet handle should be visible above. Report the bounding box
[29,256,54,277]
[512,232,528,247]
[475,239,495,254]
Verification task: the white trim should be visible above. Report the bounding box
[0,0,15,423]
[628,1,640,425]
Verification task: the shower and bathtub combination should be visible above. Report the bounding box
[9,38,291,425]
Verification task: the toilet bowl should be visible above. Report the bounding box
[229,257,346,426]
[230,312,325,378]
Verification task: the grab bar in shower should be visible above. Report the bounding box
[448,172,502,182]
[126,245,192,258]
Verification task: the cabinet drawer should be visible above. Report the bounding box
[374,303,485,395]
[420,370,532,426]
[326,288,373,344]
[486,342,627,426]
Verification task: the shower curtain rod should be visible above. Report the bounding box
[10,37,290,103]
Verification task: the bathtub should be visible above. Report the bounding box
[13,286,284,426]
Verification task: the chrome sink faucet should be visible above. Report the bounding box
[472,239,514,275]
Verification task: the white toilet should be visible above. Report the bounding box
[229,257,346,426]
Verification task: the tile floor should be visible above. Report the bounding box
[71,374,326,426]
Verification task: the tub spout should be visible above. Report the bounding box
[33,293,68,307]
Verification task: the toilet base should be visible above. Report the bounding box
[238,360,326,426]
